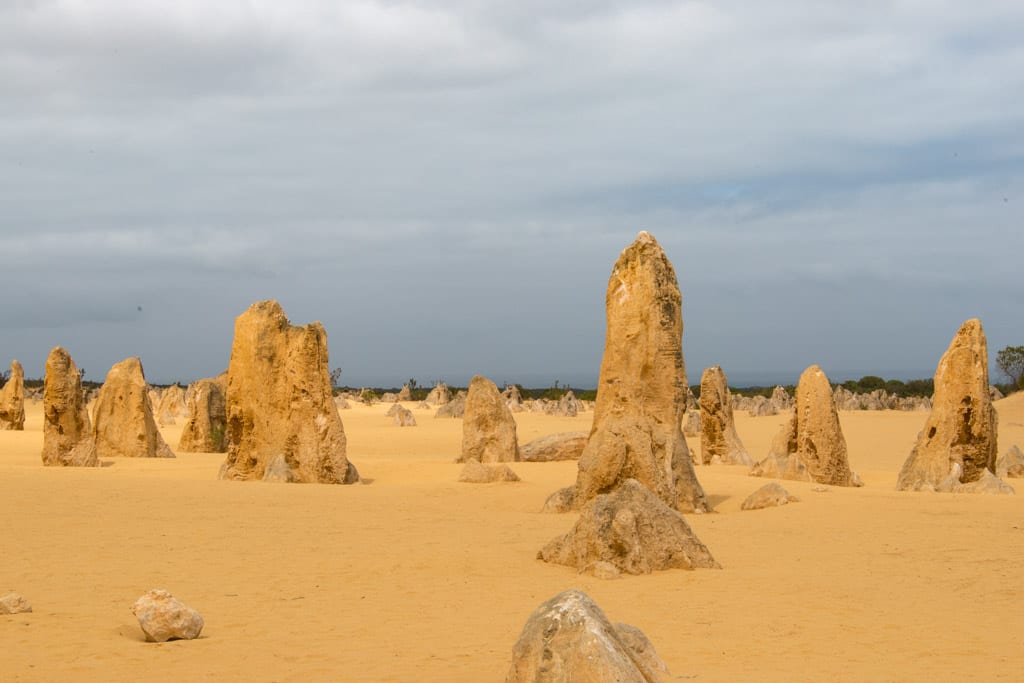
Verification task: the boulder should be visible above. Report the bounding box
[996,445,1024,478]
[434,394,466,418]
[751,365,862,487]
[740,483,800,510]
[0,359,25,430]
[699,366,752,465]
[520,432,588,462]
[386,403,417,427]
[0,593,32,615]
[506,590,669,683]
[178,374,228,453]
[41,347,99,467]
[459,375,519,462]
[219,300,359,484]
[457,461,521,483]
[131,589,204,642]
[897,319,1000,491]
[544,232,708,513]
[92,357,175,459]
[539,479,718,575]
[155,384,187,426]
[379,392,399,402]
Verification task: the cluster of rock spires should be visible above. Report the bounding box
[831,387,931,412]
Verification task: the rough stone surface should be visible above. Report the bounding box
[699,366,752,465]
[397,384,412,401]
[386,403,417,427]
[520,432,589,462]
[262,454,298,483]
[898,320,1000,492]
[458,461,521,483]
[155,384,187,426]
[0,593,32,615]
[751,365,861,487]
[996,445,1024,478]
[131,590,204,642]
[546,232,708,514]
[506,590,669,683]
[0,359,25,430]
[459,375,519,463]
[741,483,800,510]
[434,394,466,418]
[178,375,228,453]
[92,357,175,459]
[41,347,99,467]
[539,479,718,575]
[424,382,451,406]
[219,300,359,484]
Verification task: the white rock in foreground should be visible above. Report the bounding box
[131,589,204,642]
[0,593,32,615]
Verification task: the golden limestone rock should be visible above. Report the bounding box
[0,359,25,430]
[219,300,358,484]
[544,231,708,513]
[155,384,187,426]
[459,375,519,463]
[699,366,752,465]
[751,365,862,486]
[178,374,228,453]
[92,357,174,458]
[41,347,98,467]
[897,319,1007,493]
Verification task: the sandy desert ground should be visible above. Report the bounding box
[2,394,1023,682]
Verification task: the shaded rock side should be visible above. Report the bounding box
[424,382,451,406]
[178,374,228,453]
[458,461,521,483]
[751,365,861,487]
[681,409,701,437]
[41,347,99,467]
[551,232,708,514]
[459,375,519,463]
[155,384,187,426]
[699,366,752,465]
[0,359,26,430]
[220,300,359,484]
[520,432,589,462]
[741,482,800,510]
[434,393,466,418]
[131,590,204,642]
[897,319,998,491]
[539,479,718,575]
[506,589,669,683]
[92,357,175,459]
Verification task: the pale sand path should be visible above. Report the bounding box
[2,396,1023,681]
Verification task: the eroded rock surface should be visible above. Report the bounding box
[506,590,669,683]
[0,360,25,430]
[545,232,708,513]
[131,590,204,642]
[459,375,519,463]
[699,366,751,465]
[178,375,228,453]
[0,593,32,615]
[751,365,861,487]
[41,347,99,467]
[458,461,521,483]
[92,357,175,459]
[520,432,588,462]
[386,403,417,427]
[219,300,358,484]
[897,319,1001,492]
[741,482,800,510]
[539,479,718,575]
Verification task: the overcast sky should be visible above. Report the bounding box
[2,1,1022,388]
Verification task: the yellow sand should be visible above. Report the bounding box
[2,396,1024,682]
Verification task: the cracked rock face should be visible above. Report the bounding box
[898,319,1000,492]
[545,232,708,514]
[219,300,358,484]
